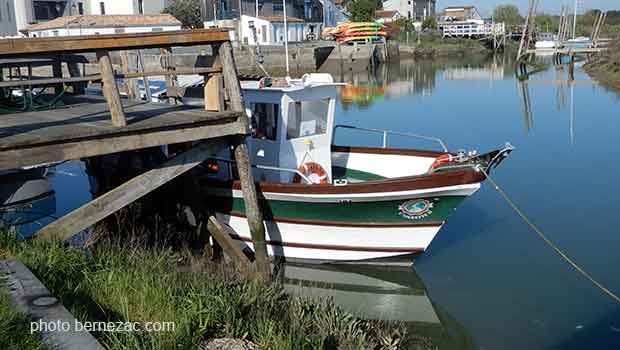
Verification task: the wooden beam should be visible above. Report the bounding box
[36,140,227,241]
[219,41,270,280]
[0,67,223,88]
[207,216,251,273]
[51,57,63,95]
[0,29,230,57]
[66,61,86,94]
[0,119,246,171]
[97,50,126,127]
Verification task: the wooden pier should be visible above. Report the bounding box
[0,30,270,279]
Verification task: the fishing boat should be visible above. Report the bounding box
[200,73,513,263]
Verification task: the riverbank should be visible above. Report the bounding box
[0,232,429,350]
[397,36,495,58]
[584,40,620,91]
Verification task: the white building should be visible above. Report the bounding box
[375,10,401,24]
[22,14,182,37]
[381,0,435,22]
[228,15,322,45]
[0,0,18,36]
[88,0,171,16]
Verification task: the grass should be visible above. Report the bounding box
[0,280,44,350]
[0,231,426,350]
[584,39,620,92]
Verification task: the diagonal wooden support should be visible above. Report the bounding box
[207,215,251,273]
[97,50,127,127]
[219,41,271,280]
[37,140,227,241]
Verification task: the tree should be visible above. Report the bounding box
[493,4,523,26]
[422,17,436,30]
[348,0,381,22]
[163,0,203,29]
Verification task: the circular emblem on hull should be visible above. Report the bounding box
[399,199,433,220]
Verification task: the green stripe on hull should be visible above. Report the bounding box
[212,195,467,223]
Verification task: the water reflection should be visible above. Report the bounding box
[0,167,56,237]
[276,263,473,349]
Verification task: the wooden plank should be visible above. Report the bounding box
[218,42,244,113]
[36,140,228,241]
[97,50,126,127]
[207,216,251,273]
[0,67,222,88]
[0,119,246,170]
[0,29,231,57]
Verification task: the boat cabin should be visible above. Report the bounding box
[238,74,338,184]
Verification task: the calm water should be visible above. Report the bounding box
[3,54,620,349]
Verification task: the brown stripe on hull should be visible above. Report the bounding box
[331,145,447,158]
[230,234,425,253]
[203,167,484,195]
[226,211,445,228]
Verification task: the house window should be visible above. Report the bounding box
[114,28,125,34]
[138,0,144,14]
[250,103,279,140]
[99,2,105,15]
[287,99,329,139]
[78,2,84,15]
[273,0,283,12]
[52,30,59,36]
[151,27,163,32]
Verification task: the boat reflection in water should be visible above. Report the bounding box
[0,167,56,237]
[276,263,473,349]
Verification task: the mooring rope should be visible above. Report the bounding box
[479,167,620,303]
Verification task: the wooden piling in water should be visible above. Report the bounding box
[219,41,271,280]
[97,50,127,127]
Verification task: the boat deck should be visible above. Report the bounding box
[0,95,246,171]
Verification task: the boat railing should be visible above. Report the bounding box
[209,157,314,184]
[334,125,449,152]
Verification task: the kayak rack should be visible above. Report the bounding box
[334,124,449,152]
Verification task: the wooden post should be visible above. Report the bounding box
[36,140,226,241]
[204,73,224,111]
[160,47,177,105]
[52,57,63,96]
[67,61,86,94]
[97,50,127,127]
[219,41,271,280]
[207,216,251,273]
[119,51,138,100]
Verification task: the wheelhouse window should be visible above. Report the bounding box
[250,103,279,141]
[287,99,329,139]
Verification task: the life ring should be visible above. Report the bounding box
[293,162,329,184]
[428,154,452,173]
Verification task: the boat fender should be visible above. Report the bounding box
[428,154,452,173]
[293,162,329,184]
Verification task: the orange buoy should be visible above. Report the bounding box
[428,154,452,173]
[293,162,329,184]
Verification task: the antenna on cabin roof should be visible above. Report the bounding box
[283,0,291,78]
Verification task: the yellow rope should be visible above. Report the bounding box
[480,167,620,303]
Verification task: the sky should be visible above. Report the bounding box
[438,0,619,17]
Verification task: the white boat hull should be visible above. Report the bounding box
[217,214,443,262]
